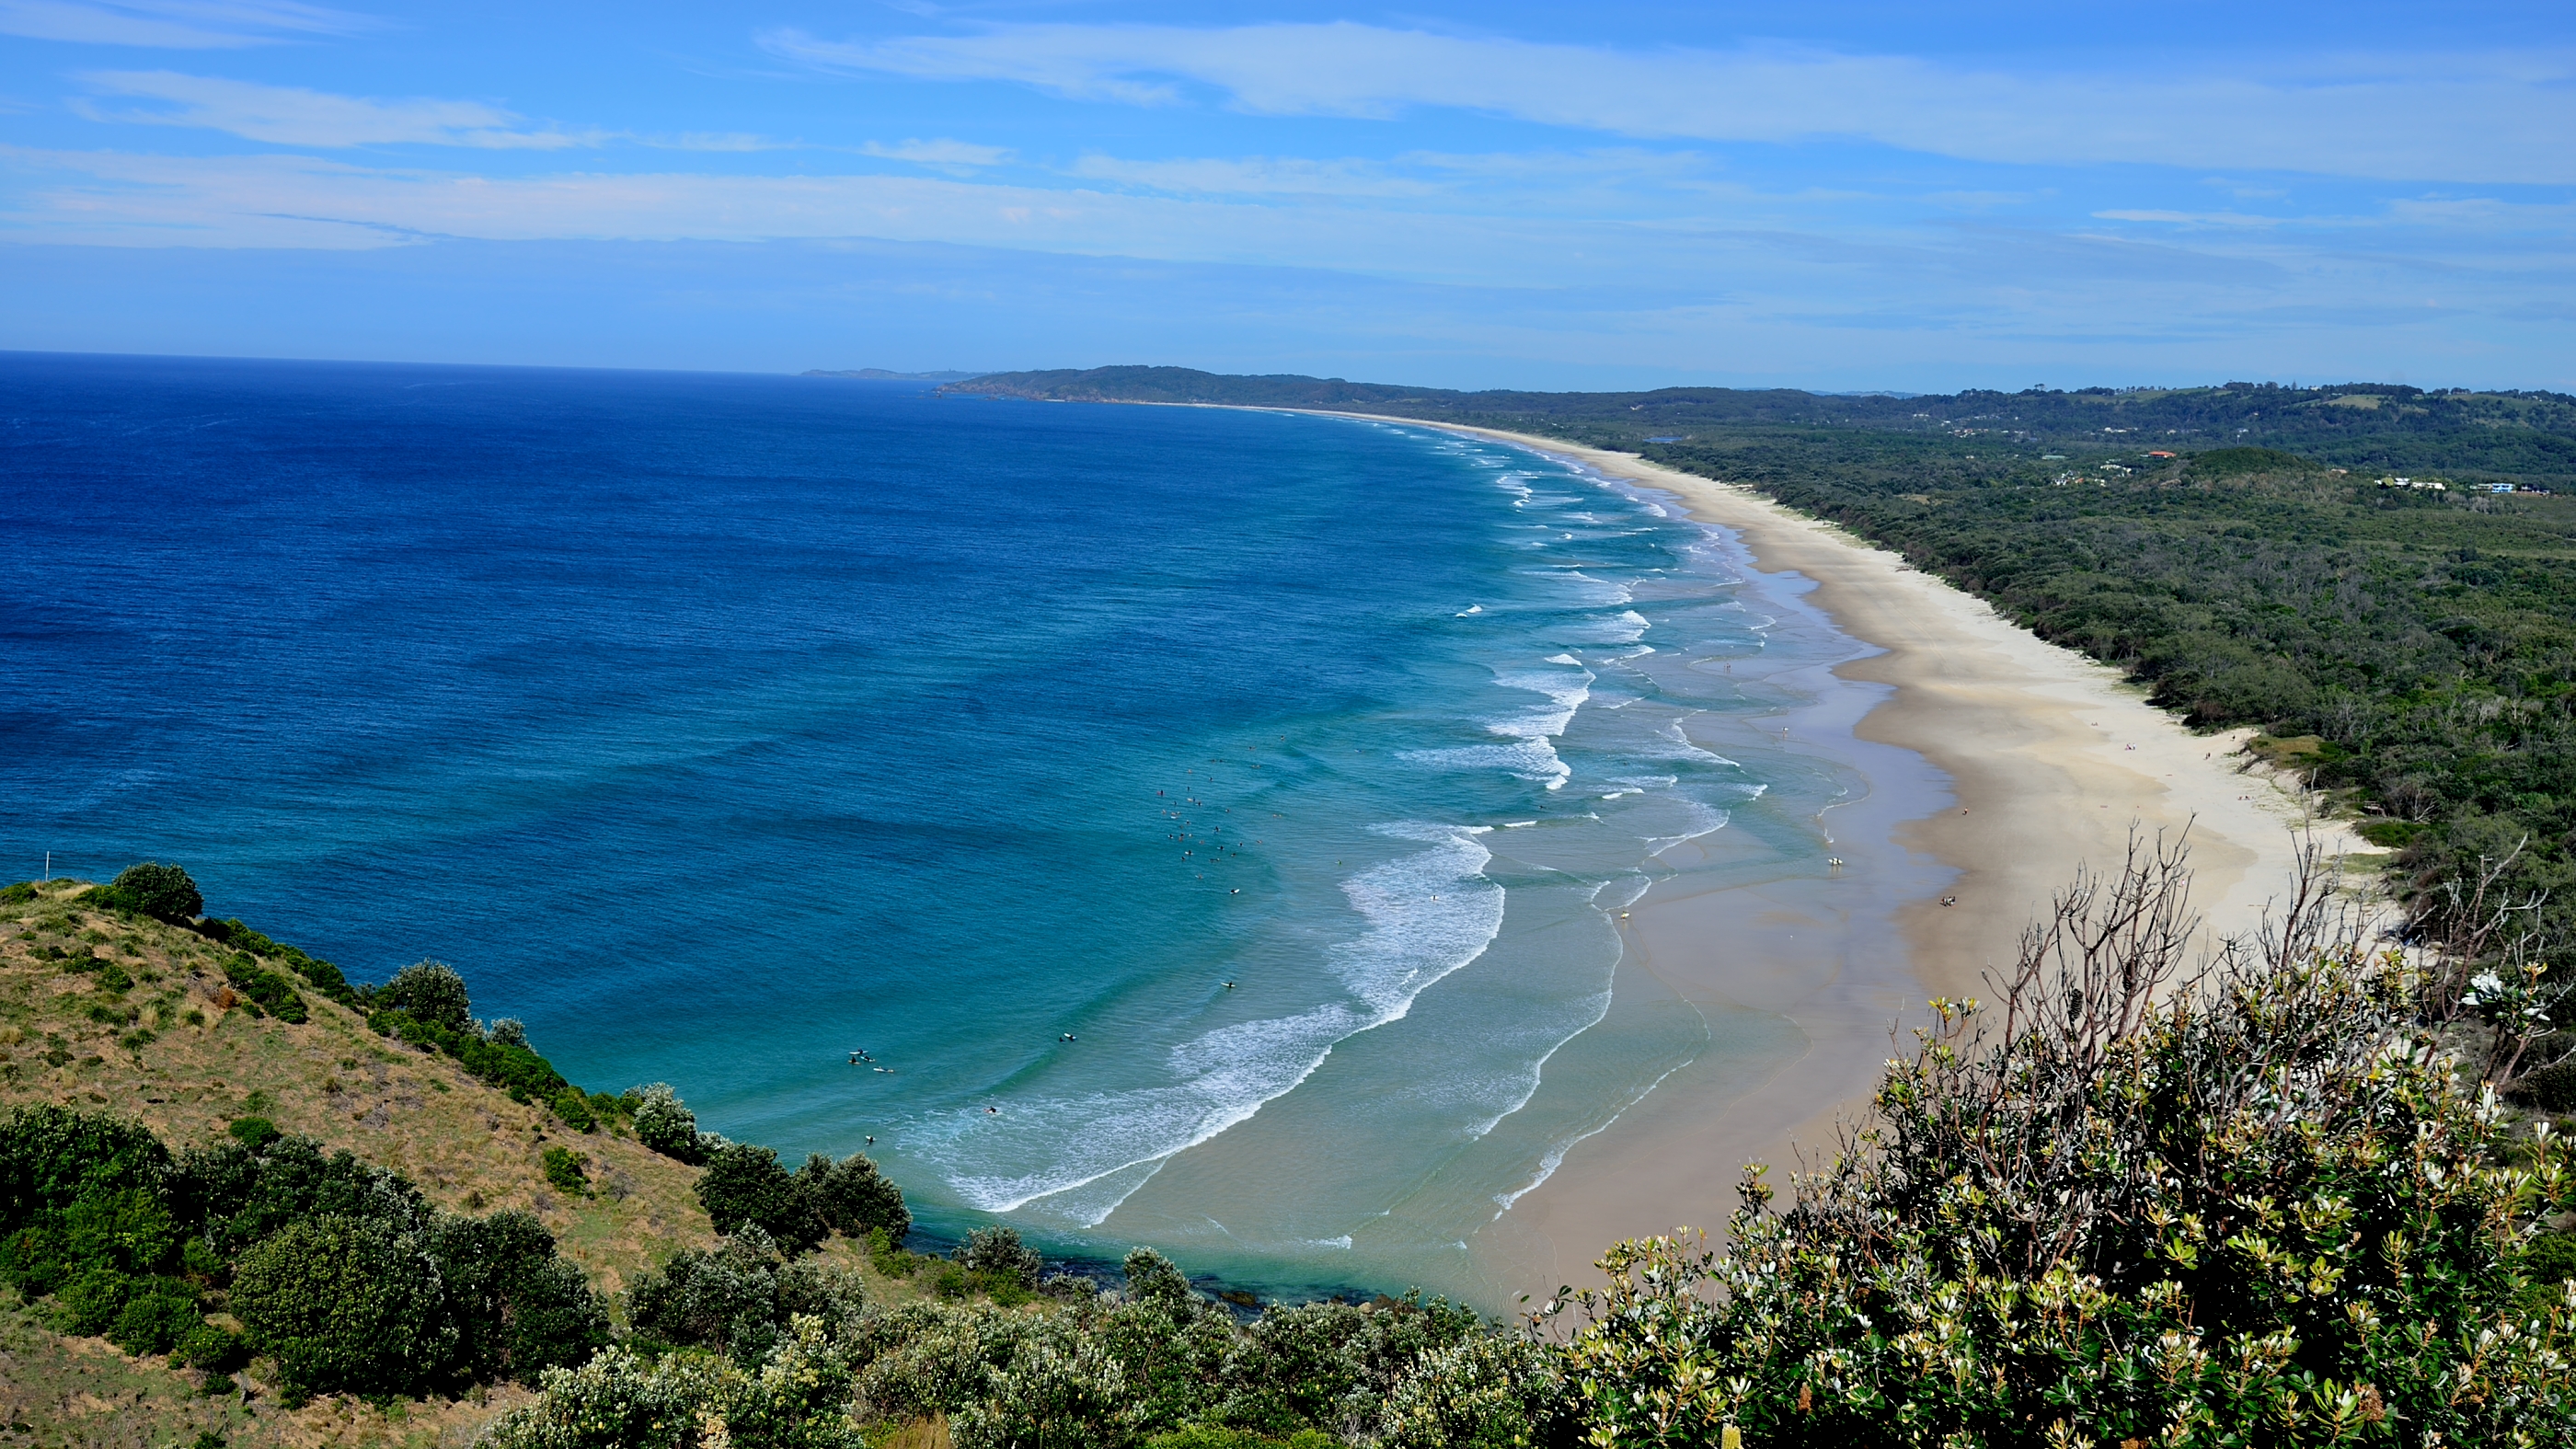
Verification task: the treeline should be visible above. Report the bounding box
[943,369,2576,483]
[1629,434,2576,949]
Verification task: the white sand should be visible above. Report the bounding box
[1298,417,2375,1292]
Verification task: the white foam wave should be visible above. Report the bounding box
[1402,739,1570,788]
[1487,667,1592,741]
[1544,653,1581,665]
[1644,800,1730,854]
[940,823,1505,1224]
[1553,570,1635,606]
[1657,719,1734,766]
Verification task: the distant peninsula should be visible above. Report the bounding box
[802,367,990,382]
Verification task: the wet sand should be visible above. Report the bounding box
[1297,417,2371,1294]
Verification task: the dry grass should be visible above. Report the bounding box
[0,1294,530,1449]
[0,882,723,1294]
[0,880,927,1445]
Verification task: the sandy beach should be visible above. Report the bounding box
[1289,414,2375,1294]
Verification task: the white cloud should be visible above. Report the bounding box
[861,138,1010,167]
[758,22,2576,185]
[2094,210,2288,229]
[656,132,793,153]
[75,71,594,148]
[0,0,371,48]
[1067,154,1433,198]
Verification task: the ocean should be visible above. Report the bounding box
[0,352,1935,1304]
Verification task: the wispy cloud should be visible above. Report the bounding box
[656,132,793,153]
[861,138,1010,167]
[75,71,594,148]
[2094,210,2289,229]
[0,0,372,49]
[1067,154,1432,198]
[758,22,2576,185]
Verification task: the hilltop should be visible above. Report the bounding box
[0,876,921,1447]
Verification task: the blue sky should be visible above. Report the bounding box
[4,1,2572,390]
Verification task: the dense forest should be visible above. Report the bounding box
[949,369,2576,953]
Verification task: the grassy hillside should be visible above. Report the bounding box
[0,879,918,1448]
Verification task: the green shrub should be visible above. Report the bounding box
[1374,1332,1578,1449]
[174,1319,249,1372]
[954,1225,1041,1291]
[191,918,359,1006]
[0,1105,173,1225]
[220,957,305,1024]
[0,881,36,905]
[540,1146,591,1199]
[231,1214,454,1399]
[697,1145,827,1254]
[108,1282,202,1355]
[478,1347,730,1449]
[63,1184,178,1273]
[103,863,203,924]
[1144,1430,1342,1449]
[424,1211,607,1384]
[1561,853,2576,1445]
[628,1084,702,1163]
[0,1223,72,1295]
[2354,817,2427,848]
[796,1152,910,1244]
[627,1232,788,1363]
[719,1313,871,1449]
[225,1117,279,1148]
[374,960,474,1033]
[1209,1293,1485,1438]
[172,1133,432,1257]
[551,1089,597,1133]
[866,1227,926,1279]
[57,1262,133,1334]
[774,1257,868,1329]
[367,1006,573,1103]
[951,1330,1134,1449]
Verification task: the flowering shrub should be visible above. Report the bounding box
[631,1083,706,1162]
[1564,841,2576,1446]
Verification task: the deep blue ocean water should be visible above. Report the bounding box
[1,352,1915,1302]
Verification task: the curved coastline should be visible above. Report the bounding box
[1272,411,2375,1293]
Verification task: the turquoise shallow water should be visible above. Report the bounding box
[0,354,1926,1304]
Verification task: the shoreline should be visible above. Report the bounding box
[1279,410,2374,1292]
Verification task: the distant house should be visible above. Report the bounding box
[2147,450,2176,459]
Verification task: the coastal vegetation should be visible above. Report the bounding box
[949,370,2576,968]
[9,853,2576,1444]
